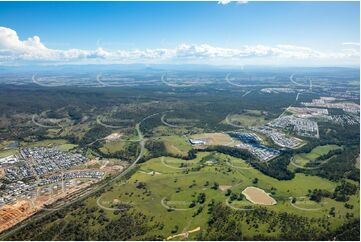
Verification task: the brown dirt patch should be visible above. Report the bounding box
[219,185,232,192]
[242,186,277,205]
[0,200,36,233]
[104,132,123,142]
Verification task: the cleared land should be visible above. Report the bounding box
[242,186,277,205]
[190,132,239,147]
[99,140,127,154]
[291,144,341,167]
[160,136,192,157]
[104,132,123,142]
[224,110,267,128]
[0,200,36,233]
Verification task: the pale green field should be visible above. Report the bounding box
[291,144,342,167]
[160,135,192,157]
[57,143,78,151]
[99,140,127,154]
[89,151,359,239]
[22,139,68,147]
[0,149,18,158]
[224,109,267,127]
[152,125,204,137]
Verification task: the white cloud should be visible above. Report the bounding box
[218,0,232,5]
[0,26,359,66]
[218,1,248,5]
[342,42,360,46]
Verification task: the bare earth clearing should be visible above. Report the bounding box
[242,186,277,205]
[190,132,239,148]
[104,132,123,142]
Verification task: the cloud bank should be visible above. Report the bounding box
[218,0,248,5]
[0,26,359,66]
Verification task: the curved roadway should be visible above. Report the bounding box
[0,112,160,240]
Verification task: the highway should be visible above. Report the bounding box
[161,74,195,87]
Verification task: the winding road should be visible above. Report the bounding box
[0,112,160,240]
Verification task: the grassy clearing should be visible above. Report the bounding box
[22,139,68,148]
[89,151,358,239]
[0,149,18,158]
[152,125,204,137]
[20,139,78,152]
[291,144,342,167]
[9,150,357,240]
[224,109,267,127]
[99,140,127,154]
[57,143,78,151]
[160,135,192,157]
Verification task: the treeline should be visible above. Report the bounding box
[298,146,360,182]
[201,145,294,180]
[140,140,196,162]
[78,125,111,146]
[308,180,358,203]
[329,219,360,241]
[318,122,360,146]
[199,203,359,241]
[312,148,343,163]
[3,202,152,240]
[200,204,319,240]
[201,145,255,162]
[95,142,140,161]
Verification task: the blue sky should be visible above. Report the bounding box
[0,1,359,66]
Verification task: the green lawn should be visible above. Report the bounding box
[291,144,342,168]
[57,143,78,151]
[224,110,267,128]
[0,149,18,158]
[99,140,127,154]
[11,150,357,240]
[160,135,192,157]
[22,139,68,147]
[86,151,358,239]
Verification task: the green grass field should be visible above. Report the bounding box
[224,109,267,128]
[152,125,205,137]
[0,149,18,158]
[290,144,342,168]
[99,140,127,154]
[22,139,69,148]
[80,151,359,239]
[160,135,192,157]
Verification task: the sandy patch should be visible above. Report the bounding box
[166,227,201,240]
[104,132,123,142]
[101,165,124,174]
[219,185,232,192]
[242,186,277,205]
[139,170,162,175]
